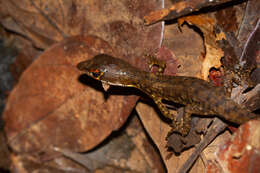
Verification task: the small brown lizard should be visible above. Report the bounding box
[77,54,258,136]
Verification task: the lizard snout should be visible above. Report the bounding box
[77,60,91,71]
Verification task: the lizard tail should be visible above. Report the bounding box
[213,97,257,125]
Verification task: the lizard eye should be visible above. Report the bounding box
[90,69,103,79]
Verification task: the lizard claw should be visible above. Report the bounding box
[168,120,191,137]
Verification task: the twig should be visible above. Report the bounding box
[53,147,92,172]
[177,118,227,173]
[144,0,239,25]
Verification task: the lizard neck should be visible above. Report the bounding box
[131,71,159,90]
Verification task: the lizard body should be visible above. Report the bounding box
[77,54,257,135]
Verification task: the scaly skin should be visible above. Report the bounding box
[77,54,257,136]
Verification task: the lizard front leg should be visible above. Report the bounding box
[145,54,166,75]
[169,104,216,136]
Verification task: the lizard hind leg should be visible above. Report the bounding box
[152,96,192,136]
[168,107,192,137]
[153,97,175,120]
[152,96,191,136]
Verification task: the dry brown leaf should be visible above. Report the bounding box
[3,35,140,157]
[178,14,224,80]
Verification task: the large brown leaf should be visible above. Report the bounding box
[3,35,139,155]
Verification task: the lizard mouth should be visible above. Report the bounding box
[100,81,127,91]
[101,82,110,92]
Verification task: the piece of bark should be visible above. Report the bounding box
[144,0,238,25]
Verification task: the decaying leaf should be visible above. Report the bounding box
[214,3,245,34]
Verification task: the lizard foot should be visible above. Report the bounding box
[144,54,166,75]
[168,107,192,136]
[168,121,191,137]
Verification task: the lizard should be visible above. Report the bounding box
[77,54,258,136]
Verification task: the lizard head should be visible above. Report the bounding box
[77,54,141,90]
